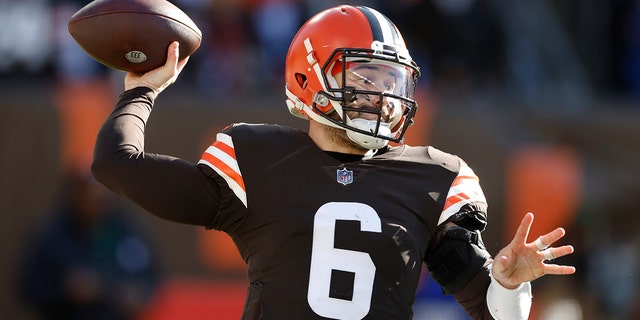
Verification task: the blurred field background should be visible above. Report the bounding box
[1,0,639,319]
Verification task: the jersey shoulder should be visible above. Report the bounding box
[196,123,308,229]
[222,123,307,145]
[389,145,488,227]
[197,123,311,200]
[386,144,464,173]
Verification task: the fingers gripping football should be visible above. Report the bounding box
[68,0,201,73]
[125,42,189,94]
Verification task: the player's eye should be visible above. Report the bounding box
[360,78,375,86]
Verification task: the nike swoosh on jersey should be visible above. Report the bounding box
[198,133,247,207]
[438,163,487,225]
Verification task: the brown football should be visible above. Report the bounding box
[68,0,202,73]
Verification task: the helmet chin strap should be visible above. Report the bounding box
[286,89,392,150]
[345,118,391,150]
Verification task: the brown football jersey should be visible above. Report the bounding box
[197,123,488,320]
[94,88,492,319]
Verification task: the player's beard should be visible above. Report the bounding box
[323,112,370,154]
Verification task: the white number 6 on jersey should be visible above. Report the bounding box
[307,202,382,320]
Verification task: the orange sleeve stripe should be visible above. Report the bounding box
[212,140,236,159]
[201,152,246,191]
[443,192,471,211]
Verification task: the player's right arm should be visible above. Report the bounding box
[92,42,223,227]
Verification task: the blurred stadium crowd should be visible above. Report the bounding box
[1,0,640,320]
[1,0,640,104]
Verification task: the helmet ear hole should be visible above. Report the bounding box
[295,73,307,89]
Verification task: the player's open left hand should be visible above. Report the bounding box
[491,212,576,289]
[125,41,189,94]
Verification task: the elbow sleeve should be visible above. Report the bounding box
[425,225,491,294]
[486,264,532,320]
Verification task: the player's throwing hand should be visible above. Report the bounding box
[125,41,189,94]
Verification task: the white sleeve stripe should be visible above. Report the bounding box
[437,164,487,226]
[198,158,247,208]
[197,132,247,208]
[216,132,234,145]
[447,181,484,198]
[203,145,241,174]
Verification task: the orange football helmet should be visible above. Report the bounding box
[285,5,420,149]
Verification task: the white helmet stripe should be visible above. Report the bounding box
[357,6,400,46]
[304,37,332,93]
[303,37,345,118]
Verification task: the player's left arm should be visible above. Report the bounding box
[425,156,575,319]
[424,208,494,319]
[427,212,576,320]
[423,157,494,318]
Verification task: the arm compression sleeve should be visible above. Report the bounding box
[92,87,223,227]
[486,264,532,320]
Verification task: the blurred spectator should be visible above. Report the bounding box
[248,0,305,90]
[195,0,257,96]
[588,240,639,320]
[0,0,53,74]
[51,0,119,170]
[386,0,505,97]
[17,165,161,320]
[497,0,592,108]
[584,199,640,320]
[619,0,640,99]
[303,0,380,18]
[51,0,110,81]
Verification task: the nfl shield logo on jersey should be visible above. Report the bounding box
[336,168,354,185]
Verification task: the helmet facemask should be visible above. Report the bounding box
[313,47,420,150]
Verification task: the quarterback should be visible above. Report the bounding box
[92,5,575,319]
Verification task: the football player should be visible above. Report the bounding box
[92,5,575,319]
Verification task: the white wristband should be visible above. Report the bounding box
[486,267,532,320]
